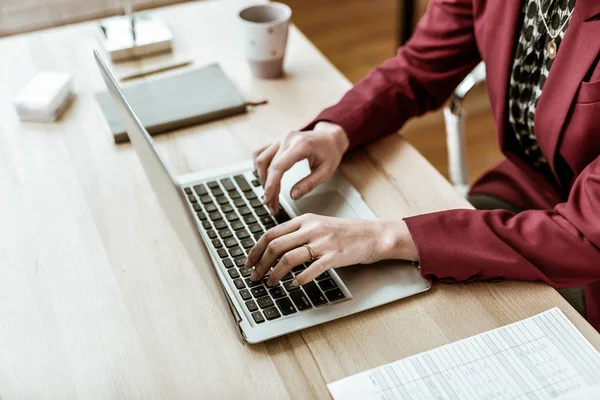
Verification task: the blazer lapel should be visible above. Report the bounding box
[535,1,600,179]
[485,1,522,150]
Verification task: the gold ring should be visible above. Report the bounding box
[303,244,315,263]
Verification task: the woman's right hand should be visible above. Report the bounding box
[253,121,350,215]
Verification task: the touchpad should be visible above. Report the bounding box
[294,191,360,219]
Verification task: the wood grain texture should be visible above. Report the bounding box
[0,1,597,398]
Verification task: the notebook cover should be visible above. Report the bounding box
[95,64,247,143]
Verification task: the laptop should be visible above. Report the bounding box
[94,50,431,343]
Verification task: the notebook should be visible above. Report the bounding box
[328,308,600,400]
[95,64,248,143]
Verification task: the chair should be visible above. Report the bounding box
[443,62,486,197]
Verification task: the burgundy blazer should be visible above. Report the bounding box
[306,0,600,330]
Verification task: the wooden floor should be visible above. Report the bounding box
[2,0,502,183]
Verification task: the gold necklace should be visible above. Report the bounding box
[536,0,574,59]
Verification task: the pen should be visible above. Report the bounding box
[119,60,194,81]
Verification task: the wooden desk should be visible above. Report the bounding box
[1,1,598,398]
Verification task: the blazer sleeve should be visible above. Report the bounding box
[304,0,481,150]
[404,155,600,288]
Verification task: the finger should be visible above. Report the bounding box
[254,142,279,186]
[293,256,333,286]
[251,230,310,282]
[267,245,314,286]
[290,164,331,200]
[245,218,302,268]
[264,143,309,213]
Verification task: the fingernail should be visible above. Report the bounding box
[291,279,299,287]
[250,271,259,281]
[266,278,274,287]
[291,189,301,200]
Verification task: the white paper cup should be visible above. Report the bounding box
[238,3,291,79]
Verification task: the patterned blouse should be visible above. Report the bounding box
[508,0,576,175]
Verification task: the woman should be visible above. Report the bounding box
[244,0,600,331]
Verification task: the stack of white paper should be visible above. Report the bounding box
[328,308,600,400]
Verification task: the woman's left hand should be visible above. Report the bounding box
[244,213,419,287]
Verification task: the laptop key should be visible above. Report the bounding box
[207,181,219,189]
[252,311,265,324]
[253,233,263,241]
[233,278,245,290]
[214,220,227,230]
[251,286,267,298]
[292,264,306,273]
[249,199,263,208]
[255,207,269,217]
[239,289,251,300]
[200,195,212,204]
[205,203,217,213]
[219,229,233,239]
[233,198,246,208]
[221,178,236,192]
[248,223,262,233]
[283,280,300,292]
[234,256,247,267]
[245,191,257,200]
[228,269,240,279]
[241,238,254,249]
[264,224,276,230]
[238,206,252,216]
[221,203,234,213]
[289,290,312,311]
[263,307,281,320]
[270,286,286,299]
[281,272,294,281]
[211,188,224,197]
[245,279,263,288]
[253,170,259,178]
[217,249,228,259]
[225,212,239,222]
[223,258,234,269]
[239,267,253,278]
[245,300,258,312]
[207,229,217,239]
[230,247,244,257]
[229,190,241,199]
[303,281,328,306]
[231,220,244,231]
[244,215,257,225]
[234,175,252,192]
[216,196,229,205]
[252,179,260,187]
[194,184,208,196]
[256,296,274,309]
[191,203,201,213]
[184,187,192,195]
[209,211,222,221]
[224,237,238,248]
[274,211,291,224]
[324,288,345,301]
[316,271,331,281]
[197,211,207,221]
[276,297,297,315]
[260,216,274,226]
[212,239,222,248]
[202,221,212,230]
[236,229,250,240]
[318,279,338,291]
[188,195,197,203]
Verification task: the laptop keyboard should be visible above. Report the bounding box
[184,171,346,324]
